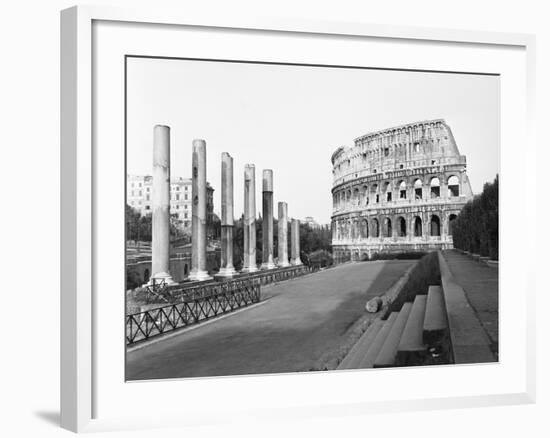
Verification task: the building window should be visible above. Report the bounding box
[430,177,440,198]
[414,216,422,237]
[448,175,460,197]
[430,215,441,236]
[176,194,180,201]
[414,179,423,200]
[399,181,407,199]
[185,194,188,200]
[387,192,392,202]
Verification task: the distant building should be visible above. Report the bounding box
[303,216,321,229]
[330,119,474,262]
[127,175,215,232]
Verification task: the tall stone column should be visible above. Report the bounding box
[189,139,212,281]
[261,170,276,270]
[242,164,258,273]
[148,125,175,286]
[290,218,302,266]
[277,201,290,267]
[218,152,236,277]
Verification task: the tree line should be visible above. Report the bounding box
[452,175,498,260]
[126,205,333,266]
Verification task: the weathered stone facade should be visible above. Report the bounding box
[331,119,473,262]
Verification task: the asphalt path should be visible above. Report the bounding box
[126,260,414,380]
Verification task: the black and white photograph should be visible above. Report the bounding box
[124,57,499,380]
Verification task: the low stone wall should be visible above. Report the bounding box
[381,251,441,317]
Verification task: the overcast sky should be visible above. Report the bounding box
[127,57,499,224]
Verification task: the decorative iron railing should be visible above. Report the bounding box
[126,281,260,345]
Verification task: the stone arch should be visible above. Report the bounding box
[430,214,441,236]
[399,180,407,199]
[448,213,458,236]
[372,184,379,203]
[430,177,441,198]
[413,178,423,200]
[384,217,392,237]
[448,175,460,197]
[361,219,369,238]
[371,218,380,238]
[398,216,407,237]
[353,187,360,206]
[383,181,392,202]
[413,216,422,237]
[362,185,369,205]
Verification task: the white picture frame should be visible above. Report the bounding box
[60,5,536,433]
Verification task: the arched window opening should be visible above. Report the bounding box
[414,216,422,237]
[414,179,423,200]
[353,188,360,206]
[361,219,369,238]
[363,185,369,205]
[448,214,458,236]
[430,177,441,198]
[448,175,460,197]
[384,218,392,237]
[399,180,407,199]
[371,218,380,238]
[430,215,441,237]
[384,182,392,202]
[372,184,379,203]
[398,217,407,237]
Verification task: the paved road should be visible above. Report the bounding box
[126,260,414,380]
[442,250,499,355]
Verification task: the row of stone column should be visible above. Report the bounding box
[148,124,301,285]
[227,162,302,276]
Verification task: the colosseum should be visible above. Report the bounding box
[331,119,473,263]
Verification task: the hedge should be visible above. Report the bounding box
[452,175,498,260]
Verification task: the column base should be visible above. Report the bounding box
[241,265,259,274]
[216,266,237,278]
[143,271,176,288]
[188,269,213,282]
[290,259,302,266]
[260,261,277,270]
[277,260,291,268]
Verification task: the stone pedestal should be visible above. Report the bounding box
[277,202,290,267]
[242,164,258,273]
[218,152,236,277]
[189,139,212,281]
[290,218,302,266]
[148,125,175,286]
[261,169,276,270]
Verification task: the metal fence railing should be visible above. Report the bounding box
[126,281,260,345]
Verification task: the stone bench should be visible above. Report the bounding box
[396,295,428,366]
[423,285,448,346]
[337,319,384,370]
[373,302,412,368]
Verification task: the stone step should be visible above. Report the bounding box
[373,303,413,368]
[423,285,448,346]
[337,319,384,370]
[357,312,399,369]
[396,295,428,366]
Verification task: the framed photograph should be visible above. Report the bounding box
[61,5,536,433]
